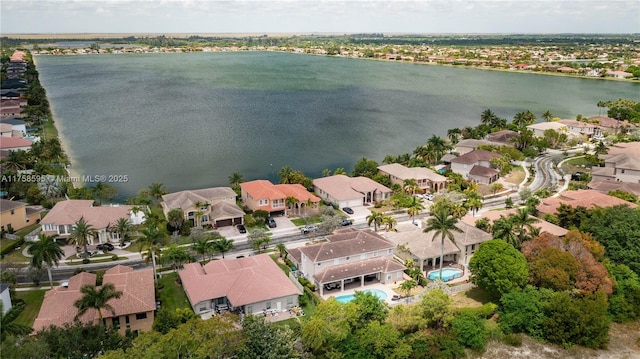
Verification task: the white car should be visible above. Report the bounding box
[423,193,434,201]
[301,224,318,234]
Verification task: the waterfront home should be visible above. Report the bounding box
[526,121,569,138]
[454,139,495,155]
[240,180,320,216]
[587,116,637,135]
[486,129,520,145]
[0,118,27,137]
[39,200,145,244]
[287,228,405,296]
[558,119,603,139]
[536,190,637,215]
[377,163,447,193]
[179,254,302,317]
[382,220,492,271]
[312,174,392,209]
[161,187,244,228]
[0,137,32,152]
[33,265,155,335]
[0,198,42,233]
[591,142,640,183]
[449,149,501,184]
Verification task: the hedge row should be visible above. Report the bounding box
[1,238,25,256]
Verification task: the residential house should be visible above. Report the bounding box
[382,220,492,271]
[179,254,302,317]
[536,190,637,215]
[39,200,145,244]
[287,228,405,296]
[526,121,568,138]
[0,137,32,152]
[588,116,636,135]
[0,199,41,233]
[591,142,640,183]
[454,139,495,155]
[240,180,320,215]
[0,283,11,314]
[606,70,633,79]
[161,187,244,228]
[33,265,156,335]
[312,174,392,209]
[377,163,447,193]
[558,119,603,138]
[461,209,568,237]
[486,129,519,145]
[450,149,501,184]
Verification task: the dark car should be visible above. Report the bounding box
[341,218,353,226]
[342,207,354,215]
[237,224,247,233]
[266,217,277,228]
[96,243,114,252]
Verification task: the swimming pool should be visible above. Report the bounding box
[428,268,463,282]
[335,289,388,303]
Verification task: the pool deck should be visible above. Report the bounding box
[322,282,400,306]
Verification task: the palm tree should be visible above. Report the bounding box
[406,197,425,225]
[423,207,463,281]
[278,166,295,184]
[166,208,184,235]
[276,243,287,258]
[382,216,397,232]
[228,172,244,193]
[160,244,191,272]
[403,178,419,196]
[138,224,167,284]
[285,196,298,217]
[2,150,30,171]
[480,109,496,126]
[509,207,538,246]
[112,217,132,245]
[594,141,609,156]
[27,233,64,287]
[146,182,168,203]
[542,110,553,122]
[192,236,213,262]
[366,211,385,232]
[69,218,97,257]
[74,283,123,324]
[0,302,32,340]
[399,279,417,299]
[212,237,235,259]
[447,128,462,145]
[491,216,520,248]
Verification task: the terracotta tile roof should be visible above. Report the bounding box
[450,149,501,165]
[378,163,446,182]
[606,141,640,157]
[461,209,568,237]
[313,257,405,283]
[40,200,134,230]
[298,229,395,262]
[312,175,391,201]
[241,180,286,200]
[33,266,154,332]
[0,137,32,149]
[536,190,637,214]
[179,254,301,308]
[469,165,499,178]
[274,184,320,203]
[161,187,236,211]
[487,130,519,144]
[588,180,640,196]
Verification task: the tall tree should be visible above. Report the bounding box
[111,217,132,245]
[137,224,167,284]
[27,233,64,287]
[74,283,123,324]
[166,208,184,235]
[278,166,295,184]
[285,196,298,216]
[160,244,190,272]
[480,109,497,126]
[406,196,425,225]
[146,182,168,203]
[69,217,97,257]
[509,207,538,247]
[192,235,213,261]
[211,237,235,259]
[228,172,244,193]
[542,110,553,122]
[423,207,463,281]
[366,210,385,232]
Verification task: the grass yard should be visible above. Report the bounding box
[504,166,525,185]
[450,287,494,309]
[157,272,192,313]
[14,289,46,328]
[290,216,322,226]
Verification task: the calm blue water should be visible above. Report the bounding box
[335,289,388,303]
[35,52,639,199]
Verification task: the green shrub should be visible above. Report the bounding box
[111,254,119,261]
[0,238,24,256]
[457,302,498,319]
[452,313,490,351]
[503,333,523,347]
[82,258,90,264]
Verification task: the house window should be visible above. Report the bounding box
[345,256,350,261]
[10,209,14,215]
[373,251,378,257]
[287,297,293,305]
[112,317,120,329]
[247,305,253,314]
[199,306,207,312]
[266,302,272,310]
[387,249,392,254]
[125,315,130,329]
[135,313,147,320]
[58,225,67,234]
[387,274,392,281]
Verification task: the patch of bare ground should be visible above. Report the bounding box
[471,322,640,359]
[451,287,494,308]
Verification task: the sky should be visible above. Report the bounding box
[1,0,639,35]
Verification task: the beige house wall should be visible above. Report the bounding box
[0,204,29,232]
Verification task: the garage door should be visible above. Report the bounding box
[341,198,363,208]
[215,219,233,227]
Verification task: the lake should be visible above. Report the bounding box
[35,52,639,199]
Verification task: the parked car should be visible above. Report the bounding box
[237,224,247,233]
[324,282,340,290]
[301,224,319,234]
[423,193,434,201]
[266,217,277,228]
[342,207,354,214]
[96,243,114,252]
[341,218,353,226]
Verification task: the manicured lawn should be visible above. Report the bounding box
[290,216,322,226]
[14,289,46,328]
[157,272,192,313]
[15,223,41,237]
